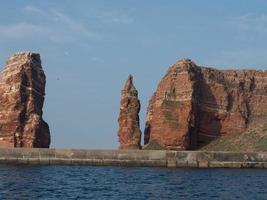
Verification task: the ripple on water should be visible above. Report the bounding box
[0,166,266,200]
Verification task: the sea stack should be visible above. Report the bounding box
[118,75,142,149]
[144,59,267,150]
[0,52,51,148]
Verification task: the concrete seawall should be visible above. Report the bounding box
[0,148,267,168]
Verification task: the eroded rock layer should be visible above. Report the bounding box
[144,59,267,150]
[0,52,50,148]
[118,75,141,149]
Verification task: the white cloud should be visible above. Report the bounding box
[23,4,134,25]
[109,16,134,24]
[90,56,104,63]
[206,14,267,68]
[227,14,267,34]
[0,4,133,43]
[104,15,134,25]
[94,10,134,25]
[51,9,99,38]
[0,5,101,43]
[0,23,51,38]
[23,5,46,16]
[202,48,267,69]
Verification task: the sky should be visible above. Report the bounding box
[0,0,267,149]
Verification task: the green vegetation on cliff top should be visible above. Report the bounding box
[200,123,267,152]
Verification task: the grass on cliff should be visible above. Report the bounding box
[199,123,267,152]
[142,140,165,150]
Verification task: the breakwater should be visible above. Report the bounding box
[0,148,267,168]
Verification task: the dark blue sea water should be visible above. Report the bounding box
[0,165,266,200]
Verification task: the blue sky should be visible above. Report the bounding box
[0,0,267,149]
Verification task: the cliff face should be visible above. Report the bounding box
[144,59,267,150]
[118,75,141,149]
[0,52,50,148]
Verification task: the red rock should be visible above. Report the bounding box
[118,75,141,149]
[0,52,50,148]
[144,59,267,150]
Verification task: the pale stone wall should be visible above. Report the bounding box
[0,148,266,168]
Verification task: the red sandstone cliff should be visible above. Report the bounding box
[0,52,50,148]
[144,59,267,150]
[118,75,141,149]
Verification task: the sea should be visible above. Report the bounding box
[0,165,266,200]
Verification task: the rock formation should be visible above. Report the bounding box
[144,59,267,150]
[0,52,50,148]
[118,75,141,149]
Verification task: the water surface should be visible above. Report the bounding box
[0,165,266,199]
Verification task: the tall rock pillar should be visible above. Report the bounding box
[0,52,51,148]
[118,75,142,149]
